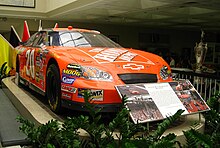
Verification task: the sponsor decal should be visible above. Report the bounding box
[88,48,155,64]
[90,48,138,62]
[90,90,103,101]
[36,56,40,61]
[36,71,44,82]
[93,48,127,62]
[62,76,75,84]
[78,89,103,101]
[35,77,40,83]
[40,53,43,60]
[89,48,104,52]
[36,61,41,67]
[123,63,144,70]
[36,52,44,70]
[61,92,72,100]
[62,69,81,77]
[41,81,44,88]
[43,49,49,57]
[35,66,41,73]
[38,72,44,80]
[61,84,77,93]
[119,52,137,61]
[67,64,81,69]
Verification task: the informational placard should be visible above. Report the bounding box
[115,80,210,124]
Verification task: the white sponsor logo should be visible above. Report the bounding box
[89,48,104,52]
[119,52,137,61]
[93,48,127,62]
[89,48,142,63]
[25,49,35,79]
[123,63,144,70]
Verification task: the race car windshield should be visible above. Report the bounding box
[49,31,121,48]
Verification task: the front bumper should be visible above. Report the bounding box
[62,99,121,112]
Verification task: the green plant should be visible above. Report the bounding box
[70,91,184,148]
[18,91,185,148]
[183,92,220,148]
[0,62,8,88]
[128,109,184,148]
[17,115,83,148]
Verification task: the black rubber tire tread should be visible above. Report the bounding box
[46,64,62,113]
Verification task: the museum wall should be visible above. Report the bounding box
[46,0,77,12]
[0,18,210,62]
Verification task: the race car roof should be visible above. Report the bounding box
[49,26,100,34]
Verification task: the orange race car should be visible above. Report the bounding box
[15,26,173,113]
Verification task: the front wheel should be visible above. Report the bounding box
[46,64,62,113]
[15,57,20,85]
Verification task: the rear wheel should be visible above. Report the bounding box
[46,64,62,113]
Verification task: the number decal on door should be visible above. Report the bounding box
[25,49,35,79]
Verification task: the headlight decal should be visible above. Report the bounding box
[81,66,113,81]
[66,63,113,81]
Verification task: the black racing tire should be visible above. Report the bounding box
[46,64,62,113]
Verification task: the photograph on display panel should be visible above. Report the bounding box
[116,84,163,123]
[169,80,210,113]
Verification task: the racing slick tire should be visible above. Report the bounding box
[46,64,62,113]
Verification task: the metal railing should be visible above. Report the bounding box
[171,68,220,101]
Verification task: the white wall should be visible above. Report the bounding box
[46,0,77,12]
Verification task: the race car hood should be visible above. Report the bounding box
[55,47,165,65]
[54,47,169,75]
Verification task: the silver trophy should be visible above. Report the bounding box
[194,30,207,72]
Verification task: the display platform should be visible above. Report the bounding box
[2,76,206,146]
